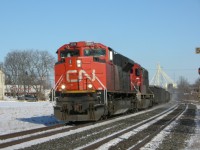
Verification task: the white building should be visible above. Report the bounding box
[0,70,5,100]
[4,85,43,95]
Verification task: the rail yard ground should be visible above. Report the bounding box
[0,97,200,150]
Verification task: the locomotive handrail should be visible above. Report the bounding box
[52,74,64,103]
[131,82,140,93]
[92,73,107,106]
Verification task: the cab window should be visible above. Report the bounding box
[60,49,79,58]
[135,68,140,76]
[84,48,106,56]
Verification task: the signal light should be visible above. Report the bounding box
[198,68,200,75]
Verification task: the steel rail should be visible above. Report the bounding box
[0,124,64,140]
[79,104,182,150]
[129,104,187,150]
[0,123,89,149]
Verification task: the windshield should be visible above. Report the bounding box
[60,49,79,58]
[84,48,106,56]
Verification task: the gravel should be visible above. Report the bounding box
[157,103,196,150]
[20,102,197,150]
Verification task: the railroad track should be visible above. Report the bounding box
[128,104,187,150]
[0,124,63,149]
[0,124,64,140]
[0,116,128,149]
[0,115,121,149]
[0,122,93,149]
[78,104,186,150]
[1,103,180,150]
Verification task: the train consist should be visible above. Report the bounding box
[53,41,170,121]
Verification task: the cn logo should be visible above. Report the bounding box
[66,69,96,82]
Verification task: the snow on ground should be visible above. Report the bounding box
[0,97,171,136]
[0,97,175,150]
[186,102,200,150]
[1,101,175,150]
[1,97,200,150]
[0,97,60,135]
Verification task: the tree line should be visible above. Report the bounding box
[0,50,55,99]
[0,50,199,100]
[176,76,200,100]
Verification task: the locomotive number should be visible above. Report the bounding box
[66,69,96,82]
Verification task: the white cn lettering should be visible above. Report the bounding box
[66,69,96,82]
[66,70,78,82]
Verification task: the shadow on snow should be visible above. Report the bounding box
[16,115,62,126]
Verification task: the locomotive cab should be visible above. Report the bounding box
[130,63,154,109]
[130,63,143,92]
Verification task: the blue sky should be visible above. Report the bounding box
[0,0,199,84]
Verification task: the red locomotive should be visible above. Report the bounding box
[53,41,170,121]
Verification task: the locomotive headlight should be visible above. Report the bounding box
[61,84,66,90]
[77,60,82,67]
[88,84,93,89]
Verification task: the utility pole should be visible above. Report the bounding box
[198,67,200,101]
[195,47,200,100]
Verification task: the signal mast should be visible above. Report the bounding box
[196,47,200,100]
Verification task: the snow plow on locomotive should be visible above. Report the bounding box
[53,41,170,122]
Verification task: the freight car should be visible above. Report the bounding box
[53,41,170,122]
[149,86,170,104]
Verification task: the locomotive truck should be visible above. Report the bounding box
[53,41,170,121]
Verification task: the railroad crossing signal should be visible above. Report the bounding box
[196,47,200,54]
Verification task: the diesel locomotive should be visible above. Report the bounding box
[53,41,170,121]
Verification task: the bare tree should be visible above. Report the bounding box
[4,51,22,96]
[191,78,200,100]
[4,50,55,99]
[0,62,3,70]
[193,78,200,86]
[27,50,55,99]
[177,76,190,100]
